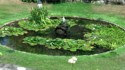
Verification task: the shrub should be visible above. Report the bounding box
[30,7,48,24]
[18,7,54,31]
[21,0,37,3]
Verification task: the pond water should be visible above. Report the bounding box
[0,36,98,55]
[0,17,125,56]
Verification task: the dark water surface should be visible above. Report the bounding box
[0,35,104,56]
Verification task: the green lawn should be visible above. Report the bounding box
[0,1,36,25]
[0,1,125,70]
[48,3,125,28]
[1,45,125,70]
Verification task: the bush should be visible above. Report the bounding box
[21,0,37,3]
[18,7,53,31]
[30,7,48,24]
[21,0,83,3]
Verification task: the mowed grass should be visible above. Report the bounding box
[0,0,36,25]
[0,1,125,70]
[47,3,125,28]
[47,2,92,16]
[1,45,125,70]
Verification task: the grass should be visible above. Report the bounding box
[47,3,125,28]
[0,45,125,70]
[47,2,92,16]
[0,0,36,25]
[0,1,125,70]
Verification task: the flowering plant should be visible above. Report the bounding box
[68,56,77,70]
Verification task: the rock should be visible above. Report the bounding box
[104,0,125,5]
[55,21,70,38]
[0,64,31,70]
[92,0,105,4]
[55,17,70,38]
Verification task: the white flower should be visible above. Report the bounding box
[68,58,76,64]
[71,56,77,61]
[68,56,77,64]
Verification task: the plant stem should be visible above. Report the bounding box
[72,64,74,70]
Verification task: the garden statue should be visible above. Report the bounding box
[37,0,42,8]
[55,17,70,38]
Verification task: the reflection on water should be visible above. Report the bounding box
[0,37,8,45]
[0,36,23,49]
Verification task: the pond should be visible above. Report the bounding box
[0,17,125,56]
